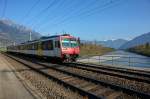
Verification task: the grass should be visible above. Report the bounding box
[79,43,114,57]
[128,43,150,57]
[0,47,7,52]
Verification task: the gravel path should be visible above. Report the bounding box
[0,53,36,99]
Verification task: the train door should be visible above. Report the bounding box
[37,42,43,56]
[54,40,60,57]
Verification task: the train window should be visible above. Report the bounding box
[34,43,38,50]
[22,45,24,50]
[28,44,30,50]
[27,45,29,50]
[40,40,54,50]
[30,44,33,50]
[29,44,32,50]
[18,46,20,50]
[48,40,53,50]
[55,41,60,48]
[30,44,32,50]
[31,44,34,50]
[42,41,47,50]
[23,45,25,50]
[20,46,22,50]
[27,45,30,50]
[25,44,28,50]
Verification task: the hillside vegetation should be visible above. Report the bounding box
[79,43,114,56]
[0,19,41,46]
[128,43,150,57]
[81,39,128,49]
[120,32,150,49]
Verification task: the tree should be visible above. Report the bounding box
[77,37,80,45]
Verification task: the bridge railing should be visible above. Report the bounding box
[78,55,150,68]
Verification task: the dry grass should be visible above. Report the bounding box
[0,47,7,52]
[128,43,150,57]
[80,43,114,57]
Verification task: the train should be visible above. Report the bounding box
[7,34,80,62]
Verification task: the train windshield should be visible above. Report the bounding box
[62,38,78,48]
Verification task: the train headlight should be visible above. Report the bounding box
[63,48,67,50]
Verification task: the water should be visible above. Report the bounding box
[101,50,150,68]
[79,50,150,68]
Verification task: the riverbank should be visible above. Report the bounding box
[0,47,6,52]
[78,50,150,68]
[128,43,150,57]
[79,43,114,57]
[128,50,150,57]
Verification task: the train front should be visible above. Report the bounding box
[61,35,80,62]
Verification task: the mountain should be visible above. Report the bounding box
[81,39,128,49]
[120,32,150,49]
[97,39,128,49]
[0,19,41,46]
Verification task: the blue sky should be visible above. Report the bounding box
[0,0,150,41]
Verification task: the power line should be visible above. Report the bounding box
[26,0,59,26]
[59,0,118,23]
[1,0,7,18]
[0,0,1,17]
[31,0,65,29]
[32,0,79,30]
[79,0,122,17]
[56,0,122,29]
[38,0,99,31]
[21,0,41,22]
[40,0,121,31]
[56,0,102,23]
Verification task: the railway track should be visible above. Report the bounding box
[72,62,150,77]
[37,62,150,97]
[66,63,150,84]
[3,53,150,99]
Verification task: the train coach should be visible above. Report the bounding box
[7,34,80,62]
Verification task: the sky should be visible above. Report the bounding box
[0,0,150,41]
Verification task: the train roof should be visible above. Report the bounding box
[40,34,72,39]
[9,34,75,47]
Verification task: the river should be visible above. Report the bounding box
[78,50,150,68]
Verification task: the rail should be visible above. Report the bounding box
[3,53,150,98]
[78,55,150,68]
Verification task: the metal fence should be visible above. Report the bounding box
[78,55,150,68]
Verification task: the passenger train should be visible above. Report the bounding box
[7,34,80,62]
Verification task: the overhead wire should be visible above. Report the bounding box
[21,0,41,23]
[26,0,59,26]
[38,0,100,31]
[0,0,1,17]
[31,0,66,29]
[40,0,120,31]
[78,0,123,18]
[11,0,123,35]
[32,0,79,29]
[55,0,122,29]
[58,0,121,25]
[1,0,7,18]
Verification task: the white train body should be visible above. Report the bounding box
[7,34,80,62]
